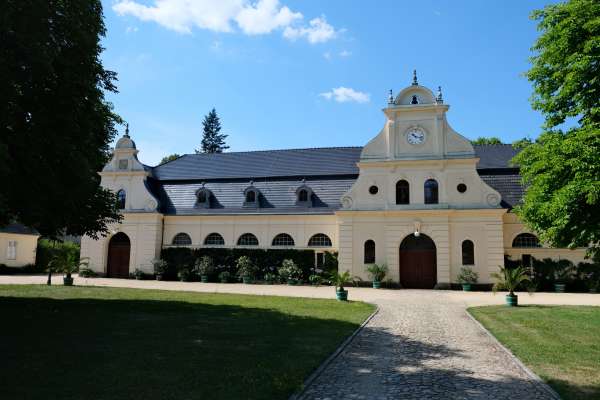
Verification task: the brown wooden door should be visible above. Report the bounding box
[107,233,130,278]
[399,234,437,289]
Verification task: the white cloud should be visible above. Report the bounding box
[126,26,139,33]
[113,0,337,43]
[323,51,332,60]
[283,16,336,44]
[319,87,370,104]
[339,49,351,57]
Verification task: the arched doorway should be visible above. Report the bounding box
[107,232,130,278]
[399,234,437,289]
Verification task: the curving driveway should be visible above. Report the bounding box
[3,275,599,399]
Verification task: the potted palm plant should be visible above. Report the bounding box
[152,258,168,281]
[330,270,353,301]
[457,266,478,291]
[236,256,257,284]
[366,263,388,289]
[491,266,530,306]
[195,256,214,283]
[553,261,574,293]
[278,259,303,285]
[48,250,89,286]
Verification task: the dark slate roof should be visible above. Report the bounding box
[146,144,523,214]
[0,223,39,235]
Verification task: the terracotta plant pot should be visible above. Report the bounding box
[505,294,518,307]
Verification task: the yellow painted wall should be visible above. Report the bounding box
[0,232,39,267]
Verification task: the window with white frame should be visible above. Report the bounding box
[7,240,17,260]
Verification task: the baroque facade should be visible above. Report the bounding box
[81,78,587,287]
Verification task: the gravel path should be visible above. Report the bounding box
[300,291,555,400]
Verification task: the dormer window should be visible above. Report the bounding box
[118,160,128,170]
[196,186,212,209]
[411,95,419,104]
[296,180,313,207]
[243,183,260,208]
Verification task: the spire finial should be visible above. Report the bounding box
[412,69,418,86]
[388,89,394,104]
[436,86,443,103]
[124,123,130,138]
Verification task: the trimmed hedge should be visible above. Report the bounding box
[160,247,320,281]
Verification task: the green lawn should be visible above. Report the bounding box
[0,285,374,400]
[469,305,600,400]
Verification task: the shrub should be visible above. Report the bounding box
[278,259,302,281]
[78,268,98,278]
[218,271,231,282]
[130,268,145,280]
[152,258,168,276]
[194,256,215,277]
[366,263,388,282]
[236,256,257,279]
[36,239,80,272]
[308,274,322,285]
[264,272,278,283]
[457,266,478,284]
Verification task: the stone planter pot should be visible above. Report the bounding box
[201,275,209,283]
[63,276,74,286]
[155,274,163,281]
[242,276,253,284]
[554,283,566,293]
[287,279,298,286]
[372,280,381,289]
[505,294,518,307]
[462,283,472,292]
[336,289,348,301]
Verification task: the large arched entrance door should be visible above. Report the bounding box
[399,234,437,289]
[107,232,130,278]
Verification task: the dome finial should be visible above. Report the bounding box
[388,89,394,104]
[436,86,443,103]
[124,122,130,138]
[412,69,418,86]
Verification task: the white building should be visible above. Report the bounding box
[81,78,587,287]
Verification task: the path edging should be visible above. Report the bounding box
[465,309,562,400]
[289,305,380,400]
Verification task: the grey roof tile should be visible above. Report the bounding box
[0,223,39,235]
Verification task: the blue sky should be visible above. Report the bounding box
[101,0,552,166]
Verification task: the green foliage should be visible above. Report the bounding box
[457,266,479,284]
[160,247,316,281]
[218,270,231,282]
[159,154,180,164]
[78,268,98,278]
[329,270,354,291]
[194,256,214,276]
[366,263,388,282]
[236,256,257,279]
[323,251,339,274]
[198,108,229,153]
[263,272,278,283]
[0,0,123,238]
[278,259,303,281]
[512,137,533,149]
[470,137,503,145]
[131,268,145,280]
[48,249,88,278]
[308,274,322,285]
[152,258,168,276]
[491,266,530,295]
[515,0,600,257]
[36,239,80,272]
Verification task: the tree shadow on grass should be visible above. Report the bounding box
[301,324,563,400]
[0,297,362,400]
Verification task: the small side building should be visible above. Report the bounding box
[0,223,40,267]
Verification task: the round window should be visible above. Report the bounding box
[457,183,467,193]
[369,185,379,195]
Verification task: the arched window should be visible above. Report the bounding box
[298,189,308,202]
[364,240,375,264]
[308,234,332,247]
[462,240,475,265]
[396,180,410,204]
[512,233,541,248]
[204,233,225,246]
[237,233,259,246]
[172,233,192,246]
[116,190,126,209]
[245,191,255,203]
[424,179,439,204]
[272,233,295,247]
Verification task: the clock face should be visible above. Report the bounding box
[406,127,425,145]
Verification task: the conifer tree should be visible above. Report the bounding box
[197,108,229,153]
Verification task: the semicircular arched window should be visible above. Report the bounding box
[462,240,475,265]
[116,189,126,210]
[172,232,192,246]
[396,180,409,204]
[237,233,259,246]
[364,240,375,264]
[272,233,295,247]
[308,233,332,247]
[512,233,541,248]
[424,179,439,204]
[204,233,225,246]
